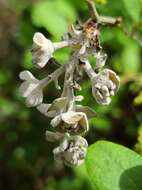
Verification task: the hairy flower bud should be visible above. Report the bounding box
[92,69,120,105]
[53,133,88,167]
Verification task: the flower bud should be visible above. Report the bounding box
[92,69,120,105]
[53,133,88,167]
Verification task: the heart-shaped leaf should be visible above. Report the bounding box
[85,140,142,190]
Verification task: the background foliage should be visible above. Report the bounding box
[0,0,142,189]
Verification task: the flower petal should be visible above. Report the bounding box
[76,105,96,119]
[26,91,43,107]
[19,70,37,81]
[33,32,47,47]
[50,115,62,127]
[61,111,89,134]
[37,103,51,115]
[45,130,63,142]
[107,69,120,91]
[61,111,83,125]
[48,97,67,111]
[32,32,55,68]
[19,82,39,98]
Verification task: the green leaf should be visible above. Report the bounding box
[86,141,142,190]
[121,42,140,74]
[122,0,141,21]
[31,1,68,39]
[55,0,77,22]
[134,91,142,106]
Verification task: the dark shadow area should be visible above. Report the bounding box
[119,165,142,190]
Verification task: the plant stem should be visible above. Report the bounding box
[86,0,121,26]
[82,59,97,79]
[61,54,76,111]
[99,16,122,26]
[86,0,99,22]
[41,64,66,88]
[54,41,69,50]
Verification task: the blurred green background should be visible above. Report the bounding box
[0,0,142,189]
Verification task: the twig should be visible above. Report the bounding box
[86,0,142,46]
[81,59,97,79]
[99,16,122,26]
[61,54,76,111]
[86,0,122,26]
[86,0,99,22]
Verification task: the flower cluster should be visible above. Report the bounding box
[19,0,120,167]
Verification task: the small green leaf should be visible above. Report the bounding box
[86,141,142,190]
[122,0,141,21]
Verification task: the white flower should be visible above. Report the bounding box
[50,111,89,135]
[32,32,54,68]
[32,32,69,68]
[37,97,68,118]
[19,70,43,107]
[92,69,120,105]
[53,133,88,167]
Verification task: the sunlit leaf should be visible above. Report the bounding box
[86,141,142,190]
[31,1,69,39]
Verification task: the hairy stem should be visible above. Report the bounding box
[99,16,122,26]
[41,64,66,88]
[82,59,97,79]
[54,41,69,50]
[86,0,99,22]
[61,53,77,111]
[86,0,121,26]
